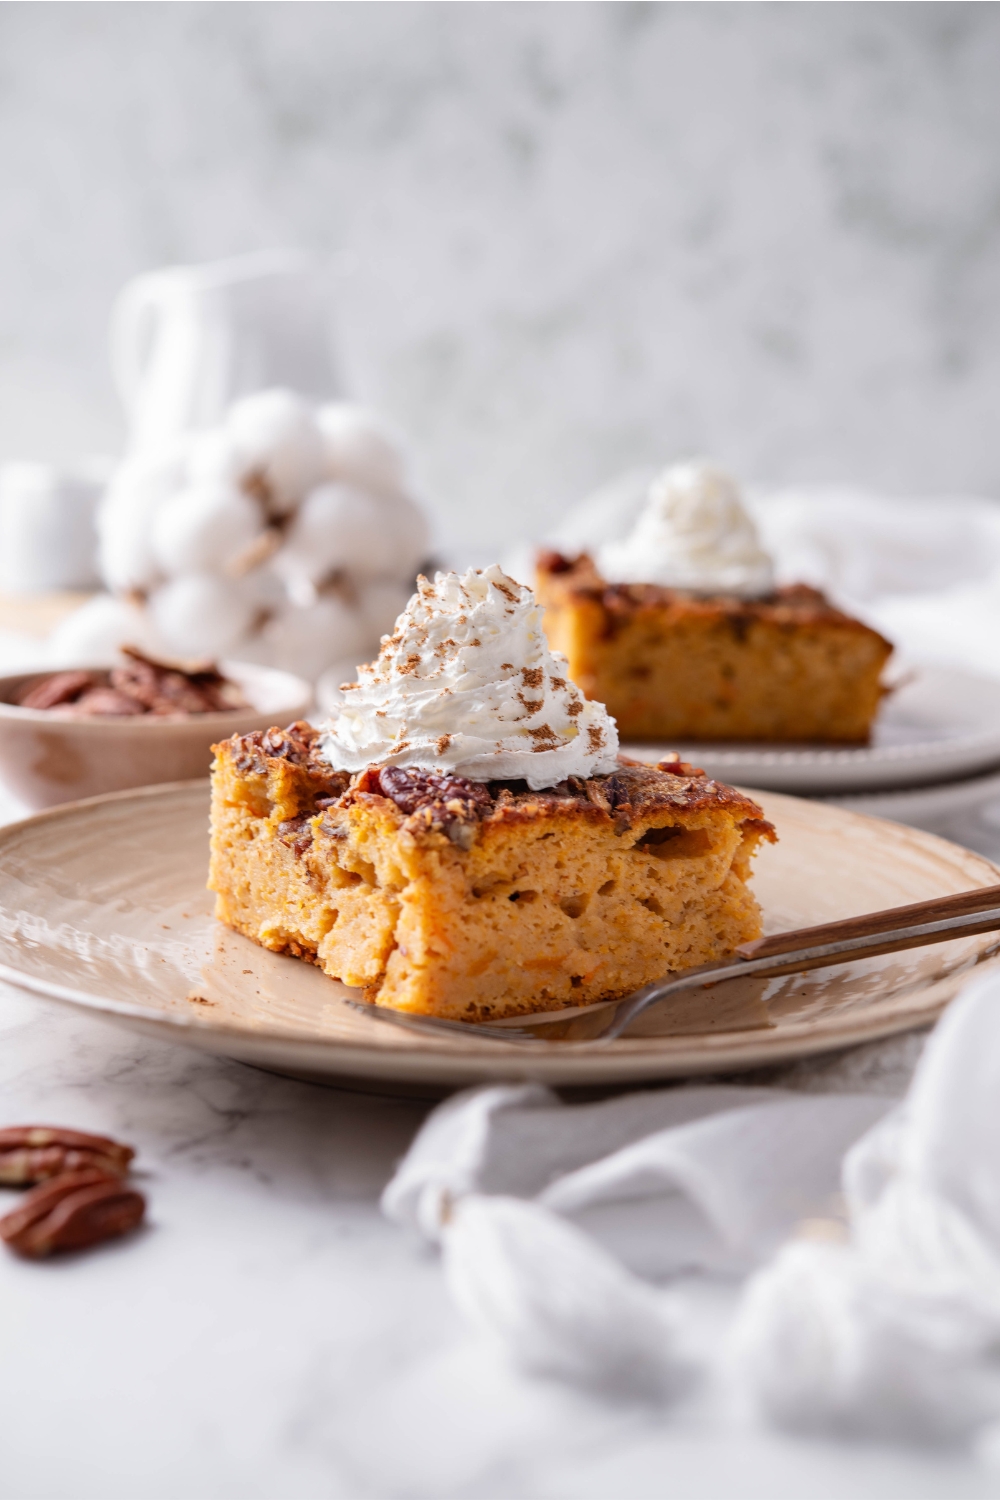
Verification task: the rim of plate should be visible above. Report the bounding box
[1,779,999,1086]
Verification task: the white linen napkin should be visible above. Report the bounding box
[732,969,1000,1445]
[751,487,1000,680]
[382,1083,888,1394]
[382,969,1000,1444]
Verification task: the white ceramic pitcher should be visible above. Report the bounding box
[110,249,339,453]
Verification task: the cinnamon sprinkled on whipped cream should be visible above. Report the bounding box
[319,565,619,788]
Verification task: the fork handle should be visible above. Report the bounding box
[600,884,1000,1041]
[736,883,1000,962]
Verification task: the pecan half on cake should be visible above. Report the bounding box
[538,464,892,744]
[208,567,776,1021]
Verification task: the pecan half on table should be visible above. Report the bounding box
[0,1168,146,1258]
[0,1126,134,1185]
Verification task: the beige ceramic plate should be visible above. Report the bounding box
[1,780,998,1091]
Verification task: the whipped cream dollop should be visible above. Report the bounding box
[320,565,619,789]
[598,461,775,597]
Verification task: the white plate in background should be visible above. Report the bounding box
[822,766,1000,831]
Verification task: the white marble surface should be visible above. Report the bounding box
[2,8,1000,1485]
[2,771,1000,1497]
[2,982,997,1500]
[1,6,1000,558]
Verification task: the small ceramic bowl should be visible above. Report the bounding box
[0,660,313,810]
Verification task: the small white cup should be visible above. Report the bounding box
[0,459,112,594]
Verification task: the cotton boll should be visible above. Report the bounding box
[149,573,256,659]
[97,446,189,592]
[225,388,325,516]
[277,483,398,585]
[186,428,244,487]
[47,593,157,667]
[238,560,287,611]
[278,483,429,585]
[357,578,413,644]
[97,488,159,595]
[257,596,370,682]
[151,482,264,576]
[317,402,409,498]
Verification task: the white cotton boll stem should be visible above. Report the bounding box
[257,596,371,682]
[317,402,409,498]
[47,593,157,667]
[278,484,405,584]
[149,573,256,659]
[151,482,264,576]
[441,1195,682,1400]
[225,388,325,516]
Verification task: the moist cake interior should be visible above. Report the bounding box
[536,552,892,744]
[209,724,775,1021]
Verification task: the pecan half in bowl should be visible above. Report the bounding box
[0,655,312,809]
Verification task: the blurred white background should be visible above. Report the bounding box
[1,3,999,558]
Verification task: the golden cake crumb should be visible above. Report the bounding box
[535,552,892,744]
[208,723,776,1021]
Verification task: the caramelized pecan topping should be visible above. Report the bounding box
[656,757,706,778]
[229,724,351,803]
[259,722,320,764]
[235,734,768,844]
[360,766,492,849]
[539,551,889,643]
[277,813,315,857]
[372,766,491,817]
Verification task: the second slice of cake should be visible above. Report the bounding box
[537,464,893,744]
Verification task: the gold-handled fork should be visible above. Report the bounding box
[345,883,1000,1045]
